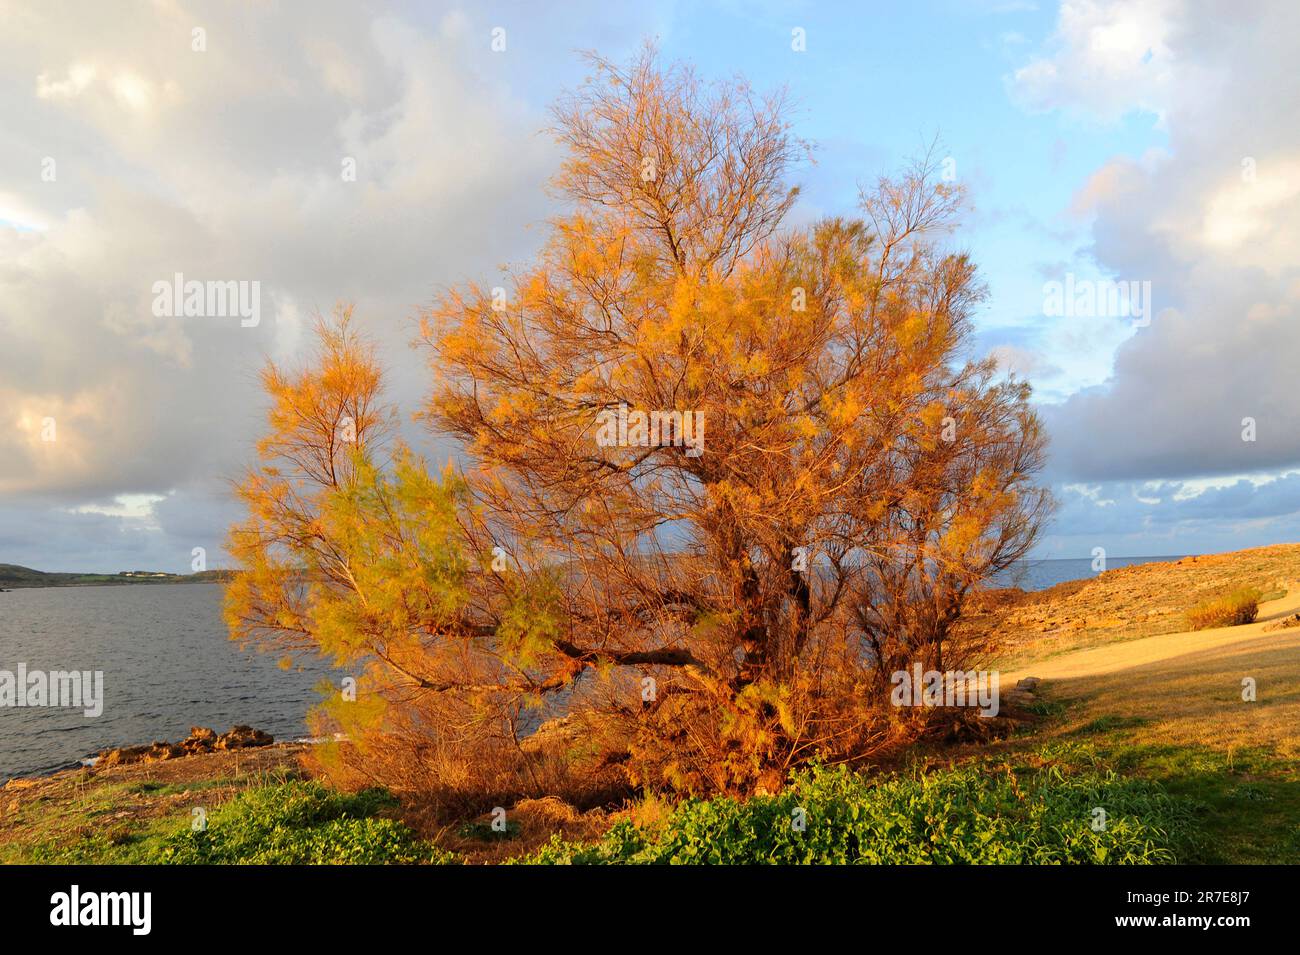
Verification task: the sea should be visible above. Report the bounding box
[0,583,340,780]
[993,555,1184,593]
[0,555,1182,780]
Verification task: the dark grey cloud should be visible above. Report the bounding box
[1040,473,1300,557]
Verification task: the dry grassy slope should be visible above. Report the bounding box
[977,551,1300,865]
[985,542,1300,763]
[969,543,1300,667]
[1010,623,1300,758]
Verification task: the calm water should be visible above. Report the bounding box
[996,555,1185,592]
[0,556,1183,781]
[0,584,340,780]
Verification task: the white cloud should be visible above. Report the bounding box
[0,1,557,567]
[1015,1,1300,489]
[0,0,662,571]
[35,63,97,101]
[1010,0,1181,121]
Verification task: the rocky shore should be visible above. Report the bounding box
[94,724,275,768]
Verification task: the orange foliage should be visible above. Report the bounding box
[228,48,1051,803]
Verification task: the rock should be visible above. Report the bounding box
[179,726,218,754]
[1263,613,1300,632]
[1002,690,1035,708]
[145,742,183,761]
[97,744,153,768]
[97,725,273,765]
[520,716,583,755]
[215,725,274,750]
[1003,677,1044,710]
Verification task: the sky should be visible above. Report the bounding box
[2,0,1299,572]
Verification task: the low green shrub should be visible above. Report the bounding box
[153,781,457,865]
[458,819,522,842]
[513,760,1190,865]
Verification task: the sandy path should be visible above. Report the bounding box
[1003,585,1300,684]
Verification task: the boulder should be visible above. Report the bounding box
[179,726,219,754]
[97,744,154,768]
[215,725,274,750]
[145,741,184,761]
[520,716,583,755]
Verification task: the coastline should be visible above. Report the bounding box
[3,732,332,787]
[4,543,1300,865]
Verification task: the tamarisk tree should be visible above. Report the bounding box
[228,48,1050,797]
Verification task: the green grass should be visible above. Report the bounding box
[125,779,230,797]
[27,780,458,865]
[458,819,522,842]
[16,750,1292,865]
[3,780,174,863]
[1001,693,1300,865]
[1066,741,1300,864]
[1070,715,1152,736]
[511,758,1191,865]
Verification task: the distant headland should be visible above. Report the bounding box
[0,564,233,589]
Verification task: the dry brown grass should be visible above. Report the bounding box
[302,732,630,822]
[430,797,611,865]
[1185,587,1261,630]
[1019,629,1300,760]
[997,569,1300,759]
[966,544,1300,667]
